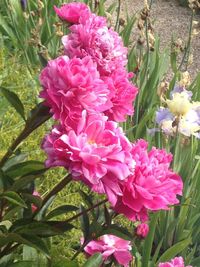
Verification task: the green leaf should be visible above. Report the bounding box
[52,259,79,267]
[157,238,192,264]
[83,253,103,267]
[0,254,13,267]
[3,153,28,171]
[35,196,55,220]
[11,174,42,191]
[142,213,159,267]
[0,14,17,45]
[121,15,136,46]
[191,256,200,266]
[0,233,50,257]
[22,245,48,266]
[3,206,22,221]
[46,205,78,220]
[26,102,51,133]
[20,234,50,258]
[8,261,34,267]
[152,238,164,263]
[5,160,45,178]
[80,205,90,240]
[0,191,27,208]
[11,219,74,237]
[22,193,42,210]
[0,87,25,120]
[102,224,132,240]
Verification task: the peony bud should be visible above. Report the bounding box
[136,223,149,238]
[31,191,41,212]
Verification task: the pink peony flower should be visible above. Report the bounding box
[42,111,135,200]
[103,68,138,122]
[40,56,111,130]
[84,235,132,267]
[62,16,127,75]
[54,3,90,24]
[136,223,149,238]
[32,191,41,212]
[113,140,183,221]
[158,256,192,267]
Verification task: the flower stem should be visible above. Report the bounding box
[69,198,108,260]
[42,174,72,206]
[32,174,72,218]
[0,128,27,168]
[178,10,194,71]
[66,198,108,224]
[0,103,51,168]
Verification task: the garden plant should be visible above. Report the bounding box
[0,0,200,266]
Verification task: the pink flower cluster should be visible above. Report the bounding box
[112,140,183,221]
[58,3,127,76]
[158,257,192,267]
[42,111,135,200]
[40,2,183,223]
[83,234,132,267]
[39,3,185,264]
[41,3,138,124]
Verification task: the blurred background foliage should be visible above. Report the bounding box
[0,0,199,266]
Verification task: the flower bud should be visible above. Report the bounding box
[20,0,27,11]
[136,223,149,238]
[32,191,41,212]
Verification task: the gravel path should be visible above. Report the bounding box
[108,0,200,78]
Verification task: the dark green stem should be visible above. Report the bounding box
[71,240,91,260]
[32,174,72,218]
[66,198,108,224]
[69,198,108,260]
[144,16,150,79]
[178,10,194,71]
[42,174,72,207]
[0,243,19,258]
[0,128,27,168]
[0,103,51,168]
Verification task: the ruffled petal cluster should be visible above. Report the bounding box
[112,140,183,221]
[158,256,192,267]
[54,3,90,24]
[42,111,135,198]
[84,235,132,267]
[103,69,138,122]
[40,56,111,129]
[62,19,127,76]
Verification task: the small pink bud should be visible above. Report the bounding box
[32,191,41,212]
[136,223,149,238]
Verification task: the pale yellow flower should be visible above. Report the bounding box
[166,92,192,117]
[179,119,200,136]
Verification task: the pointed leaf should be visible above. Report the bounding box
[0,191,27,208]
[5,160,45,178]
[83,253,103,267]
[46,205,78,220]
[157,238,192,264]
[0,87,25,120]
